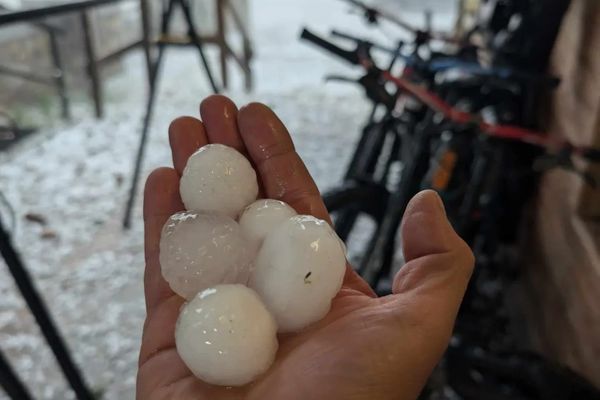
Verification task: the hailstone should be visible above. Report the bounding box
[180,144,259,218]
[238,199,297,249]
[160,211,254,300]
[175,284,278,386]
[250,215,346,332]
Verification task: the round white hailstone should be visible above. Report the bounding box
[160,211,254,300]
[238,199,297,249]
[180,144,259,218]
[249,215,346,332]
[175,284,278,386]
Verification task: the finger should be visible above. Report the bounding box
[139,294,183,367]
[237,102,329,221]
[200,95,246,152]
[143,167,184,314]
[168,116,208,175]
[392,190,474,333]
[237,102,375,297]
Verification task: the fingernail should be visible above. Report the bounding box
[401,190,453,258]
[409,190,446,218]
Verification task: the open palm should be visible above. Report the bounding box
[137,95,474,400]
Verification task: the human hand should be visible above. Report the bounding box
[137,95,474,400]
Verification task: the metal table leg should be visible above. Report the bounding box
[0,219,94,400]
[80,10,103,119]
[217,0,228,89]
[122,0,177,229]
[122,0,220,228]
[122,44,167,229]
[139,0,153,84]
[0,349,33,400]
[181,0,220,93]
[243,36,253,91]
[47,27,71,121]
[226,0,253,91]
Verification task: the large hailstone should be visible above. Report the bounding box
[175,284,278,386]
[250,215,346,332]
[238,199,297,249]
[160,211,253,300]
[180,144,259,218]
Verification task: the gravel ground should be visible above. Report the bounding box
[0,1,453,398]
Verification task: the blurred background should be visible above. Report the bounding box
[0,0,599,399]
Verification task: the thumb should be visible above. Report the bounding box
[393,190,474,330]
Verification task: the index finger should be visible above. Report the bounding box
[237,103,330,221]
[237,102,375,296]
[143,167,184,314]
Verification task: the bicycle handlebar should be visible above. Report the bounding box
[300,28,600,166]
[303,29,556,89]
[330,29,401,55]
[300,29,360,65]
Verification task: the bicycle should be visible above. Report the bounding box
[299,22,600,400]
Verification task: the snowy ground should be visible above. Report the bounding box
[0,1,454,399]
